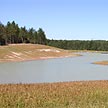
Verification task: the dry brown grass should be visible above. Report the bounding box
[0,44,79,62]
[0,81,108,108]
[93,61,108,65]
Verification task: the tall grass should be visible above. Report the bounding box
[0,81,108,108]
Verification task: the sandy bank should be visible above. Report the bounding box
[0,44,80,63]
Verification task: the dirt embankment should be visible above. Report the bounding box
[0,44,79,62]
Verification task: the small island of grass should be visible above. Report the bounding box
[93,61,108,65]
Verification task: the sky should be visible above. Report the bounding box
[0,0,108,40]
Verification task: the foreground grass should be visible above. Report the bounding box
[0,81,108,108]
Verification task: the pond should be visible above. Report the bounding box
[0,52,108,84]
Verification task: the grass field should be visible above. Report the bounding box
[0,81,108,108]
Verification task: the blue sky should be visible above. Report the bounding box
[0,0,108,40]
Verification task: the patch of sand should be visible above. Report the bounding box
[39,49,60,53]
[11,52,22,56]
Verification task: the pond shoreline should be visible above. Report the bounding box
[0,54,80,63]
[0,79,107,85]
[0,44,80,63]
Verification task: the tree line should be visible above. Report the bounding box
[0,21,47,45]
[0,21,108,51]
[47,40,108,51]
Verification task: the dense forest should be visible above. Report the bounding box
[47,39,108,51]
[0,21,108,51]
[0,21,47,45]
